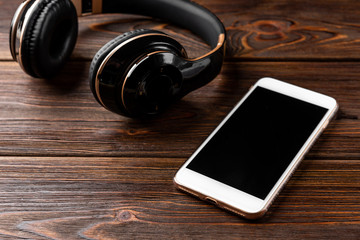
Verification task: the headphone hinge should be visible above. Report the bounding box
[72,0,102,16]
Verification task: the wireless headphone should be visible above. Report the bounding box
[10,0,226,117]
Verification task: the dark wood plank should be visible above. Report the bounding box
[0,61,358,158]
[3,0,360,60]
[0,157,359,239]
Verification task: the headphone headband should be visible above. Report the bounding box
[73,0,225,50]
[10,0,226,117]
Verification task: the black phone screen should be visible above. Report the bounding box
[187,86,328,200]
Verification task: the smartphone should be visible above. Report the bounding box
[174,77,338,219]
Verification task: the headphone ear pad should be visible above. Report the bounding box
[21,0,78,78]
[89,29,163,104]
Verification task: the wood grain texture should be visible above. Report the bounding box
[0,157,359,239]
[3,0,360,60]
[0,61,359,159]
[0,0,360,239]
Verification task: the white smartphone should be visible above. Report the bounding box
[174,77,338,219]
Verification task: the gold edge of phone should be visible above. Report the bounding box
[174,77,338,219]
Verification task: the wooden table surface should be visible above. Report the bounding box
[1,0,360,239]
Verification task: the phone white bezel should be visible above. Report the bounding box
[174,77,338,218]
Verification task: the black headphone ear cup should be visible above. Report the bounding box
[89,29,164,105]
[21,0,78,78]
[89,29,188,116]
